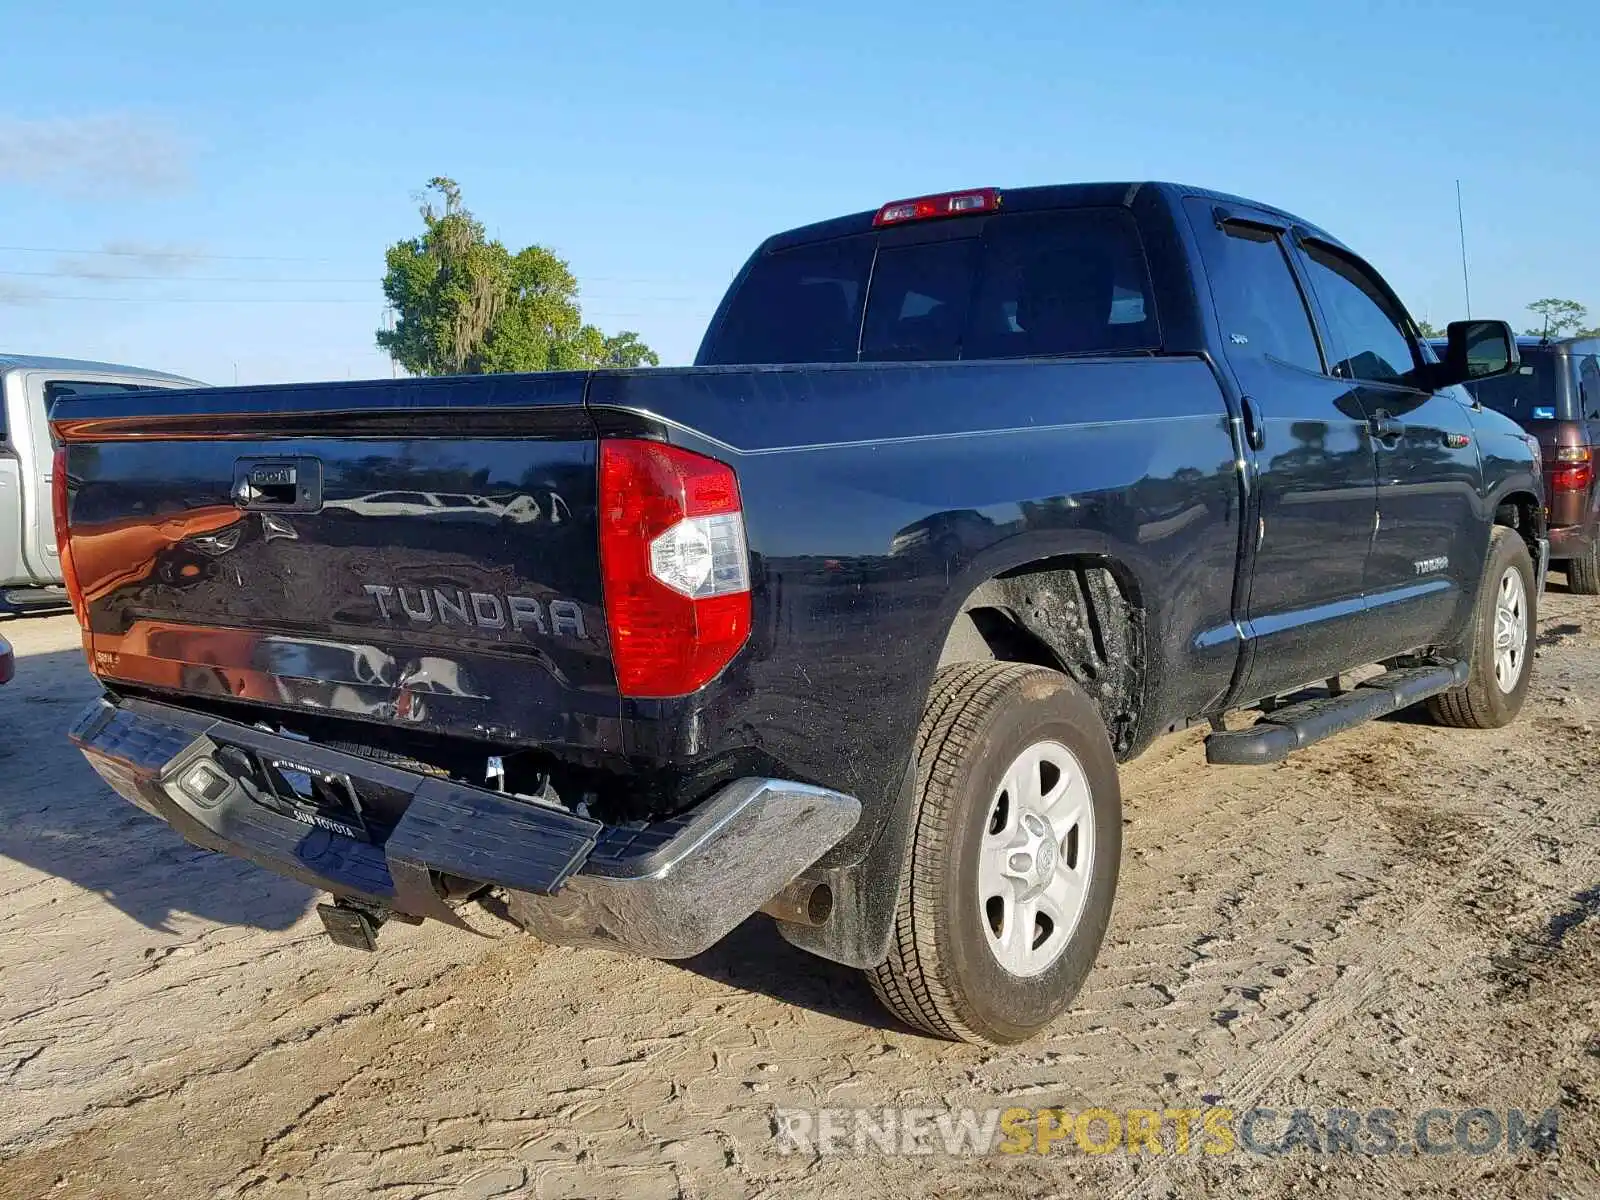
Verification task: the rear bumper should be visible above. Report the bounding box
[70,696,860,958]
[1547,523,1589,562]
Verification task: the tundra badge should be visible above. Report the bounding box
[363,585,586,638]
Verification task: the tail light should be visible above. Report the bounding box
[599,439,751,698]
[51,446,89,628]
[1551,445,1593,494]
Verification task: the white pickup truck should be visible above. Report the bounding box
[0,354,199,611]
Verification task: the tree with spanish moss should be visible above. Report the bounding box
[1524,298,1590,341]
[377,177,659,376]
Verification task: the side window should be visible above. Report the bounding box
[1184,201,1322,373]
[1577,354,1600,419]
[1297,246,1419,385]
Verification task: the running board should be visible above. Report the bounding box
[1205,662,1468,766]
[0,586,70,613]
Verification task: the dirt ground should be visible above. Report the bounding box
[0,591,1596,1200]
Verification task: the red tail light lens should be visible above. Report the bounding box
[1551,462,1593,493]
[51,446,89,628]
[1551,445,1593,494]
[599,439,751,698]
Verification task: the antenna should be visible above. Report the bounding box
[1455,179,1472,319]
[382,306,398,377]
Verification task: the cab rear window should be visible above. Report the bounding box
[700,208,1158,366]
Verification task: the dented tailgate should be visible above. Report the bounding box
[51,374,622,753]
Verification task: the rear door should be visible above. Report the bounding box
[1183,199,1378,700]
[1291,242,1483,656]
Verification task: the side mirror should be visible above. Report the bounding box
[1433,319,1520,388]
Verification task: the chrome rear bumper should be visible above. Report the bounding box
[70,695,860,958]
[506,776,860,958]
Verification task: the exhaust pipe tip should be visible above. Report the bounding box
[761,879,833,928]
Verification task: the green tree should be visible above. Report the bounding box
[378,177,658,375]
[1524,298,1590,340]
[1415,319,1442,339]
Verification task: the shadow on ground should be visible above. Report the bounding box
[0,644,314,934]
[675,914,912,1035]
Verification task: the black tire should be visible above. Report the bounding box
[1566,541,1600,595]
[866,663,1121,1045]
[1428,527,1537,729]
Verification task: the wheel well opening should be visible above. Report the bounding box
[1494,492,1543,565]
[937,558,1146,757]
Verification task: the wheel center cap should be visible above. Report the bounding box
[1036,836,1057,877]
[1004,810,1059,900]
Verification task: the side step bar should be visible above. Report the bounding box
[0,585,70,614]
[1206,662,1468,766]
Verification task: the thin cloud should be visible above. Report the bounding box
[0,114,190,196]
[52,241,204,280]
[0,279,48,306]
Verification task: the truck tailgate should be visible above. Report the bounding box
[52,375,620,753]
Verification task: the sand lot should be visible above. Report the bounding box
[0,596,1595,1199]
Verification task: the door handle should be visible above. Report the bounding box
[1369,410,1404,443]
[1241,394,1266,452]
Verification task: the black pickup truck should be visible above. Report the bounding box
[55,182,1544,1045]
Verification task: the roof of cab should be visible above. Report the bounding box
[758,181,1339,255]
[1427,336,1600,355]
[0,353,203,385]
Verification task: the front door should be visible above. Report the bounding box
[1183,199,1378,701]
[1292,242,1485,656]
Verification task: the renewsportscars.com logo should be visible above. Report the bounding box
[773,1105,1561,1158]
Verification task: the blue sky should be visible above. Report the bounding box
[2,1,1596,383]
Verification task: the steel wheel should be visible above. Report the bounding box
[977,739,1096,978]
[1493,566,1528,693]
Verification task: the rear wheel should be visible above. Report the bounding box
[1428,527,1536,729]
[866,663,1121,1045]
[1565,541,1600,595]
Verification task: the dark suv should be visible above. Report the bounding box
[1435,335,1600,591]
